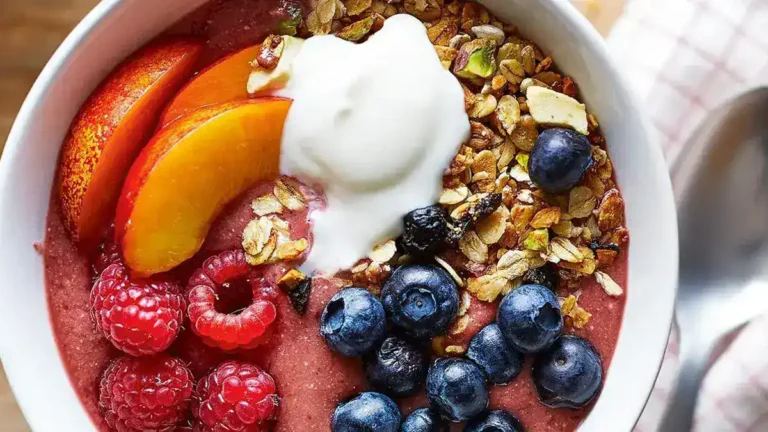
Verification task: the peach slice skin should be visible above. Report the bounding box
[116,98,291,277]
[56,37,204,250]
[159,44,260,128]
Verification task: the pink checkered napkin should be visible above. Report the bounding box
[606,0,768,430]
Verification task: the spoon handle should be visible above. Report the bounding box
[658,333,717,432]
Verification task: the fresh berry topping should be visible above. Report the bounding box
[529,128,593,193]
[467,323,523,385]
[465,409,524,432]
[532,335,603,409]
[497,284,563,354]
[90,263,184,356]
[426,358,488,422]
[170,329,230,379]
[364,336,428,397]
[186,250,277,351]
[99,355,193,432]
[93,240,121,275]
[381,264,459,339]
[401,205,450,255]
[320,287,387,356]
[401,408,448,432]
[522,263,560,291]
[331,392,401,432]
[193,360,279,432]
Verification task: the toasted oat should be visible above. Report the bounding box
[558,258,596,275]
[561,294,592,329]
[251,195,284,216]
[459,230,488,263]
[439,185,470,205]
[274,180,306,211]
[568,186,597,218]
[495,95,521,136]
[530,207,561,229]
[595,271,623,296]
[523,228,549,251]
[467,273,510,302]
[369,240,397,263]
[550,237,584,263]
[450,315,472,335]
[243,217,274,256]
[435,255,465,287]
[445,345,466,355]
[476,205,510,244]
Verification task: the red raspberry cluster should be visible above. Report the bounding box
[90,246,281,431]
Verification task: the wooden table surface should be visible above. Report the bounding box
[0,0,625,430]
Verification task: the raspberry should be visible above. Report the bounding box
[99,355,194,432]
[187,250,277,351]
[193,360,278,431]
[91,263,185,356]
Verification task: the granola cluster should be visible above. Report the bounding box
[244,0,628,335]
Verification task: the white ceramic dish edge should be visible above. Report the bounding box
[0,0,678,431]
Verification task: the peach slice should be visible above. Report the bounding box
[116,98,291,277]
[56,37,204,249]
[159,44,260,127]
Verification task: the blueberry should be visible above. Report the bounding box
[529,128,593,193]
[466,323,523,385]
[381,264,459,339]
[532,335,603,409]
[401,205,450,255]
[401,408,449,432]
[332,392,401,432]
[522,263,560,291]
[320,287,387,356]
[426,358,488,421]
[365,336,428,397]
[464,409,524,432]
[497,284,563,354]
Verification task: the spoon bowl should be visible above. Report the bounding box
[660,87,768,432]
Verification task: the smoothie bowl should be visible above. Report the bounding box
[0,0,677,431]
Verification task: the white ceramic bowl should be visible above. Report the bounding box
[0,0,678,431]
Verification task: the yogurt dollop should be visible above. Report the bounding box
[280,14,469,273]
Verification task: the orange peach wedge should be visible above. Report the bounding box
[115,98,291,277]
[57,37,204,249]
[159,44,260,127]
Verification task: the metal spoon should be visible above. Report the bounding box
[659,87,768,432]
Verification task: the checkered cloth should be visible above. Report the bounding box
[606,0,768,430]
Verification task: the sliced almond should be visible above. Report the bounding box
[526,86,588,135]
[550,237,584,263]
[595,271,624,296]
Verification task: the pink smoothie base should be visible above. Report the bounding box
[45,181,627,432]
[43,2,627,430]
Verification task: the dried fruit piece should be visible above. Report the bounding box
[454,39,497,79]
[290,278,313,315]
[526,86,588,135]
[595,271,623,296]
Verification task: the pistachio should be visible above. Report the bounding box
[499,59,525,86]
[428,16,460,46]
[449,33,472,50]
[521,45,536,75]
[346,0,373,15]
[454,39,497,79]
[335,14,384,41]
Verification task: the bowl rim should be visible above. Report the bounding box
[0,0,678,431]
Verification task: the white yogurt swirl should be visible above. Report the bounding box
[279,14,469,273]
